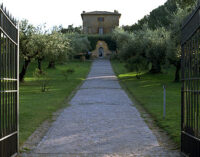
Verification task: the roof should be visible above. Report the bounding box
[81,11,121,18]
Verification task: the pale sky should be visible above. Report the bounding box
[2,0,167,28]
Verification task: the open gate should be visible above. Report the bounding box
[181,1,200,156]
[0,4,19,157]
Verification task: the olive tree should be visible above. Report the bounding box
[144,27,169,73]
[19,20,37,82]
[112,28,132,53]
[166,6,191,81]
[28,32,47,72]
[66,33,91,59]
[112,28,148,76]
[45,30,70,68]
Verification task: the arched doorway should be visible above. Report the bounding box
[99,47,104,57]
[91,41,112,58]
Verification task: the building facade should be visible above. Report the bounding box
[81,11,121,34]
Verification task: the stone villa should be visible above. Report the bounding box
[81,10,121,35]
[81,10,121,58]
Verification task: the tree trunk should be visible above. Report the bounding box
[19,59,31,82]
[174,61,181,82]
[150,63,161,73]
[48,61,55,69]
[38,58,42,71]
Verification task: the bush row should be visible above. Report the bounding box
[112,1,196,82]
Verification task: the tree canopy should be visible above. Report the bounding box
[113,0,197,81]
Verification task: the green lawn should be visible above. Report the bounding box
[111,60,181,146]
[19,60,91,145]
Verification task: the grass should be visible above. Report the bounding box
[19,60,91,145]
[111,60,181,146]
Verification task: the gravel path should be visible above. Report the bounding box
[31,59,180,157]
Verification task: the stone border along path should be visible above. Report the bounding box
[28,59,180,157]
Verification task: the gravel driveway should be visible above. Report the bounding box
[31,59,180,157]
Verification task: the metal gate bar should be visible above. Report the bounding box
[0,4,19,157]
[181,1,200,156]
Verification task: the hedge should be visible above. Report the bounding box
[87,34,117,51]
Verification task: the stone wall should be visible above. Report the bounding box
[91,41,112,58]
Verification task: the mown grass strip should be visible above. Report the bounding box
[111,60,181,146]
[19,61,91,145]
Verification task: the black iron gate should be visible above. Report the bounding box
[0,4,19,157]
[181,1,200,156]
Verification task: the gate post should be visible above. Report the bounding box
[17,22,20,155]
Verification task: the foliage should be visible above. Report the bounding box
[33,68,49,92]
[112,27,169,74]
[123,0,177,32]
[61,68,75,79]
[19,21,71,80]
[66,33,91,59]
[87,34,117,51]
[166,7,190,81]
[60,24,82,34]
[125,55,148,79]
[19,61,91,145]
[114,0,197,79]
[45,29,70,68]
[110,53,119,60]
[122,0,196,33]
[28,25,48,71]
[19,20,36,60]
[19,20,37,82]
[145,27,169,73]
[175,0,197,8]
[112,28,132,53]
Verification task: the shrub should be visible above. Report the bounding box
[61,68,75,79]
[33,68,50,92]
[110,53,119,60]
[125,55,148,79]
[66,33,91,59]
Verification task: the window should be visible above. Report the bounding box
[99,27,103,35]
[98,17,104,22]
